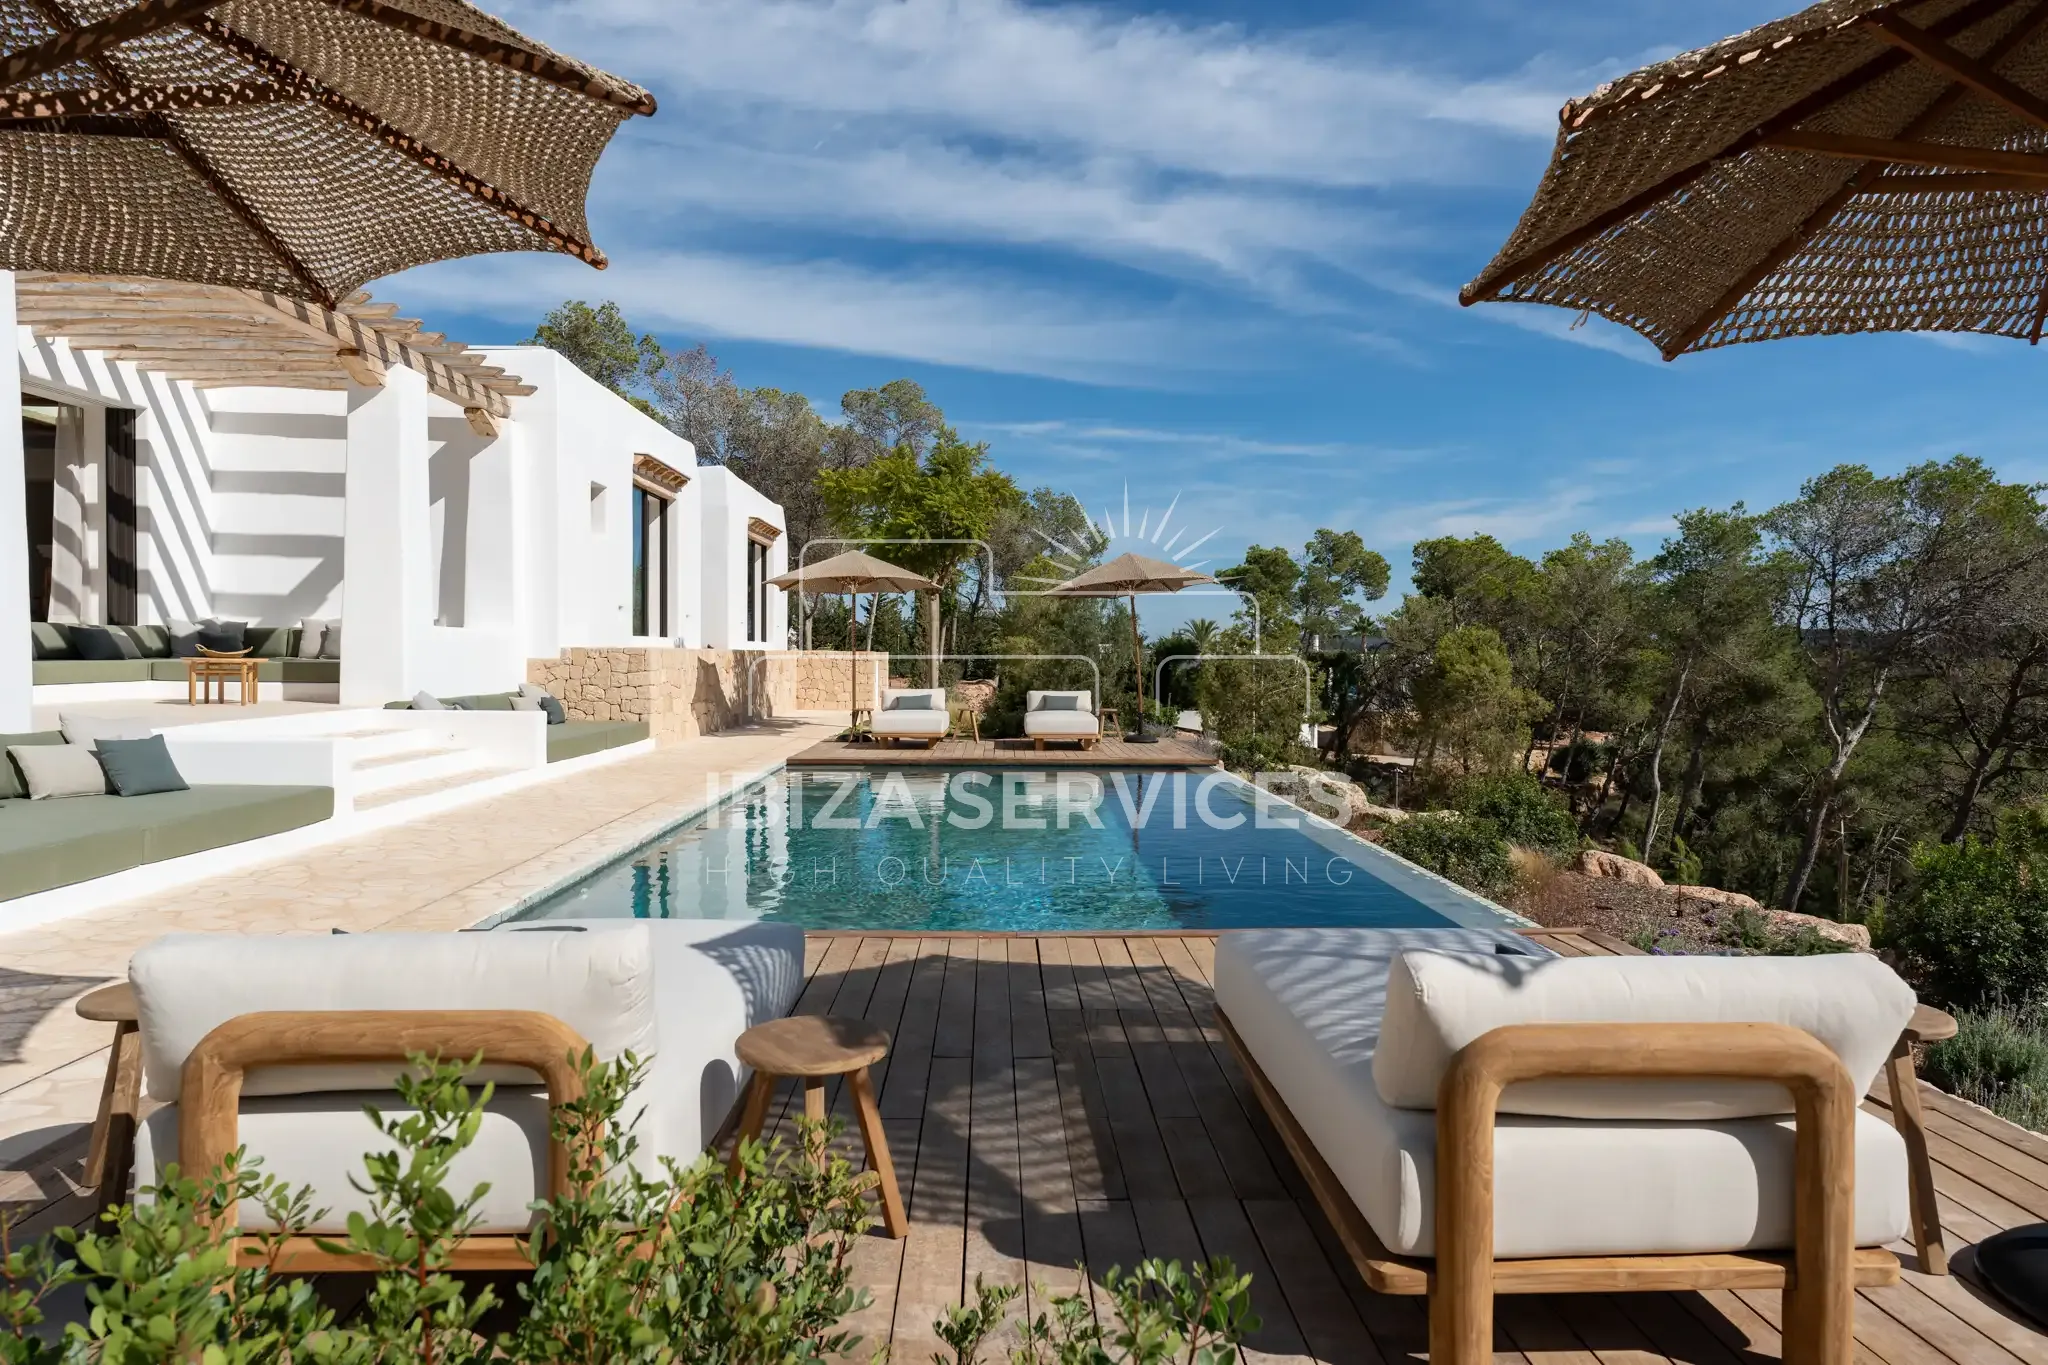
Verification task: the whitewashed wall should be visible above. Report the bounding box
[697,464,788,650]
[11,307,788,714]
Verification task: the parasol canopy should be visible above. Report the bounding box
[770,551,939,732]
[1050,553,1216,732]
[0,0,654,307]
[1463,0,2048,359]
[769,551,938,597]
[1047,552,1217,598]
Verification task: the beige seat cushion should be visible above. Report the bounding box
[1024,709,1099,737]
[874,689,949,736]
[1374,949,1916,1119]
[1215,928,1909,1259]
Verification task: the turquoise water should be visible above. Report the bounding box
[506,768,1523,933]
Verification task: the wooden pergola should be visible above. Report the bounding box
[13,272,531,430]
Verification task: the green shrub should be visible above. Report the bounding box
[936,1260,1257,1365]
[1882,810,2048,1010]
[3,1054,1261,1365]
[1452,772,1577,856]
[1666,835,1703,887]
[1383,813,1514,898]
[1923,1004,2048,1133]
[3,1051,876,1365]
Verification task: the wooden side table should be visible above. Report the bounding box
[1097,705,1121,739]
[1888,1002,1958,1275]
[728,1015,906,1238]
[77,982,141,1219]
[187,654,264,705]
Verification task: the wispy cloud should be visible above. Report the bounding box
[393,249,1221,385]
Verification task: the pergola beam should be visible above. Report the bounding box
[14,273,521,416]
[317,0,655,116]
[0,0,225,88]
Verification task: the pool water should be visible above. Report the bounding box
[506,768,1526,934]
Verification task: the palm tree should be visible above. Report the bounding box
[1187,618,1219,653]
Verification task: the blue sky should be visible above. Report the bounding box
[388,0,2048,632]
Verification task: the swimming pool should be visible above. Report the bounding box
[504,768,1527,933]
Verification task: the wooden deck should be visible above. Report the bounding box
[7,929,2046,1364]
[752,930,2048,1365]
[792,735,1219,767]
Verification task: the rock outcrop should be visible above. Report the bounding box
[1574,848,1664,886]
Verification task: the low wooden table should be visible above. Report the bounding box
[728,1015,906,1237]
[187,654,264,705]
[77,982,141,1219]
[1891,1002,1959,1275]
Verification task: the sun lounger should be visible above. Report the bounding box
[125,919,803,1269]
[1215,927,1915,1365]
[871,687,949,748]
[1023,690,1100,750]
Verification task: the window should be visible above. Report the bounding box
[746,538,770,643]
[632,485,670,637]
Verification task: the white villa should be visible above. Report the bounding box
[0,269,832,927]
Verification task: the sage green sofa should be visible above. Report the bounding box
[383,693,649,763]
[30,623,341,686]
[0,730,334,900]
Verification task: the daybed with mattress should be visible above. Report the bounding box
[127,919,804,1266]
[1215,927,1916,1365]
[1023,690,1100,750]
[870,687,949,748]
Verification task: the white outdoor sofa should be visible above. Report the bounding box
[126,918,803,1268]
[1215,927,1916,1365]
[871,687,950,748]
[1023,690,1100,750]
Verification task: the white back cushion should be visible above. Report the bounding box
[1372,950,1915,1120]
[133,927,660,1102]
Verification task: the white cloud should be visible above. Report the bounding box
[390,249,1218,385]
[512,0,1571,188]
[600,133,1385,294]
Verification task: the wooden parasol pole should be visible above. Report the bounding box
[1129,592,1145,730]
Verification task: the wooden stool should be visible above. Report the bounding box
[1888,1002,1958,1276]
[77,982,141,1219]
[728,1015,906,1238]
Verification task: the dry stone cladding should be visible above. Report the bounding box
[527,648,888,741]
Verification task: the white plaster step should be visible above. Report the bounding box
[352,766,523,812]
[349,745,495,795]
[335,726,447,762]
[353,744,464,771]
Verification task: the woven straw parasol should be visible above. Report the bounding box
[1050,552,1216,736]
[1463,0,2048,359]
[770,551,939,733]
[0,0,653,307]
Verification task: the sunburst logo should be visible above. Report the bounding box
[1012,486,1225,588]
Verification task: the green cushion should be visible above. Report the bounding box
[546,721,649,763]
[0,732,66,800]
[148,659,188,683]
[95,735,189,797]
[384,692,517,710]
[29,623,73,660]
[31,660,151,684]
[0,785,333,901]
[124,625,171,657]
[243,626,298,657]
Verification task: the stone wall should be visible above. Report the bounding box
[526,647,886,741]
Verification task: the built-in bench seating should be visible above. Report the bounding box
[383,693,649,762]
[0,732,334,900]
[31,623,340,687]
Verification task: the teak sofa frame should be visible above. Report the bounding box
[181,1009,590,1272]
[1217,1012,1898,1365]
